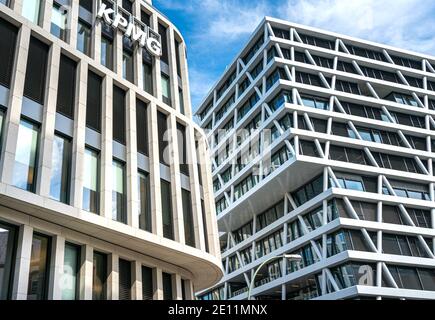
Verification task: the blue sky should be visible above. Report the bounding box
[152,0,435,112]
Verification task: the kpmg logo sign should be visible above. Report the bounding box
[97,3,162,57]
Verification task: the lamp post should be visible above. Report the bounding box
[247,254,302,300]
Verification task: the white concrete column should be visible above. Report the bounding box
[42,0,54,32]
[153,267,163,300]
[48,235,66,300]
[0,26,31,185]
[135,47,143,91]
[132,261,143,300]
[11,224,33,300]
[79,244,93,300]
[108,253,119,300]
[168,28,180,111]
[151,13,161,99]
[184,279,194,300]
[71,60,88,208]
[197,136,220,256]
[174,274,182,300]
[178,42,192,118]
[36,45,61,198]
[114,26,123,77]
[69,0,80,48]
[101,76,114,219]
[168,114,184,243]
[93,1,102,63]
[126,89,139,228]
[148,102,163,235]
[187,127,206,251]
[133,0,143,90]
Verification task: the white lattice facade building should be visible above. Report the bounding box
[196,17,435,300]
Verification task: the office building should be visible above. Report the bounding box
[0,0,221,300]
[196,17,435,300]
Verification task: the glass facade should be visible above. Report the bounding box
[51,1,69,41]
[13,120,39,192]
[77,20,91,56]
[161,74,171,106]
[92,251,107,300]
[101,36,113,70]
[143,62,153,94]
[50,135,71,203]
[142,266,153,300]
[161,180,174,240]
[122,50,134,83]
[138,171,151,232]
[27,233,51,300]
[181,189,195,247]
[83,148,99,214]
[62,243,80,300]
[118,259,131,300]
[162,272,173,300]
[112,160,126,224]
[22,0,41,24]
[0,222,16,300]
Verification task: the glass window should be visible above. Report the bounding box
[201,200,209,253]
[22,0,41,24]
[162,272,173,300]
[345,179,364,191]
[0,18,18,90]
[50,135,71,203]
[157,112,169,165]
[112,160,126,223]
[101,36,113,70]
[51,2,69,41]
[79,0,93,13]
[27,233,51,300]
[118,259,131,300]
[142,266,153,300]
[177,123,189,176]
[179,90,185,115]
[174,39,182,77]
[161,180,174,240]
[92,251,107,300]
[143,62,153,95]
[138,171,151,232]
[0,0,11,7]
[57,55,76,119]
[77,20,91,56]
[182,189,195,247]
[62,243,80,300]
[158,24,169,65]
[112,86,126,145]
[24,37,48,104]
[83,148,99,214]
[161,74,171,106]
[122,50,134,83]
[13,119,39,192]
[86,71,102,132]
[136,99,149,156]
[0,222,17,300]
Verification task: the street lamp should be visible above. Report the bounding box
[247,254,302,300]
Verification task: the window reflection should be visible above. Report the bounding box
[83,148,99,214]
[13,119,39,192]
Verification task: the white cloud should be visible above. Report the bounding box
[279,0,435,55]
[202,0,268,41]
